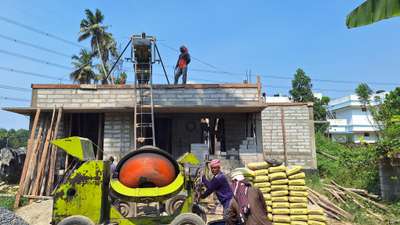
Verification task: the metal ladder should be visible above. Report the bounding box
[132,35,156,149]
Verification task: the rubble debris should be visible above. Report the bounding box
[0,147,26,183]
[0,207,29,225]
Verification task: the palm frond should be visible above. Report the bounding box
[78,32,91,42]
[95,9,104,23]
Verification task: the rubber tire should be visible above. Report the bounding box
[192,204,207,223]
[165,194,187,215]
[169,213,206,225]
[57,215,95,225]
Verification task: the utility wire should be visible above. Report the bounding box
[160,64,400,86]
[262,85,352,93]
[0,66,69,81]
[0,33,71,58]
[0,84,30,92]
[158,41,400,86]
[0,49,71,70]
[0,15,85,49]
[0,96,30,102]
[158,42,220,70]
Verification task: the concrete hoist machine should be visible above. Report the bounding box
[50,34,208,225]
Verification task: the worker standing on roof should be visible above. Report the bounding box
[201,159,233,220]
[174,45,191,84]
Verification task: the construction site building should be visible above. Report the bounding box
[4,80,317,171]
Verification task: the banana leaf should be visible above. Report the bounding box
[346,0,400,28]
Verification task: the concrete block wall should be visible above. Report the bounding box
[224,114,249,153]
[32,85,260,108]
[379,159,400,201]
[169,113,249,158]
[103,112,133,160]
[152,88,259,106]
[260,104,317,169]
[33,88,136,108]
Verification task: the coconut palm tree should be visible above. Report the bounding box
[95,64,111,84]
[70,49,96,84]
[78,9,118,84]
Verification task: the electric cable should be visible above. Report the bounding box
[0,15,85,48]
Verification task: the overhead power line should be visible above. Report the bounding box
[0,15,85,49]
[262,85,353,93]
[0,33,71,58]
[0,84,30,92]
[0,96,30,102]
[159,42,220,70]
[0,49,71,70]
[159,41,399,86]
[164,65,400,87]
[0,66,69,81]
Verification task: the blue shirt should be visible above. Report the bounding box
[202,172,233,209]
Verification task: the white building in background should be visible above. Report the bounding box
[327,92,387,143]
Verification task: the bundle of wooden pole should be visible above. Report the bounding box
[14,107,63,208]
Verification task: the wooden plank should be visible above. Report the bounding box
[64,114,72,170]
[256,75,261,103]
[24,118,45,193]
[46,107,63,195]
[280,107,288,166]
[14,109,41,208]
[96,113,103,160]
[30,107,56,198]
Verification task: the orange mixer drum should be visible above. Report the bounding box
[116,147,179,188]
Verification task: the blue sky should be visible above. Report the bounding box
[0,0,399,129]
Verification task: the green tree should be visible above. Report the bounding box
[289,69,330,132]
[355,83,373,106]
[289,68,314,102]
[0,128,29,149]
[314,96,330,121]
[347,0,400,28]
[374,88,400,157]
[78,9,118,84]
[115,72,127,84]
[355,83,377,133]
[70,49,96,84]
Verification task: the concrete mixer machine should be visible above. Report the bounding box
[51,137,207,225]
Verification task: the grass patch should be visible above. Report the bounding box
[316,133,380,193]
[0,196,28,211]
[314,133,400,225]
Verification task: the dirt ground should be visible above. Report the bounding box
[15,199,52,225]
[12,199,350,225]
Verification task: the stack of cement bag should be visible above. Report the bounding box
[232,167,256,184]
[247,161,272,218]
[287,166,308,225]
[268,164,291,225]
[307,207,328,225]
[244,162,328,225]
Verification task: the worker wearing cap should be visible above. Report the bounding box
[226,170,272,225]
[174,45,191,84]
[201,159,233,218]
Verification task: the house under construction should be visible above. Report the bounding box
[4,34,317,173]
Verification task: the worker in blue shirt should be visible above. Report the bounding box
[201,159,233,219]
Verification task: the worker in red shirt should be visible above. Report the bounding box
[174,45,191,84]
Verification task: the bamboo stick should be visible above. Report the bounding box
[31,107,56,199]
[25,119,46,196]
[331,181,388,211]
[46,107,63,195]
[14,109,41,208]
